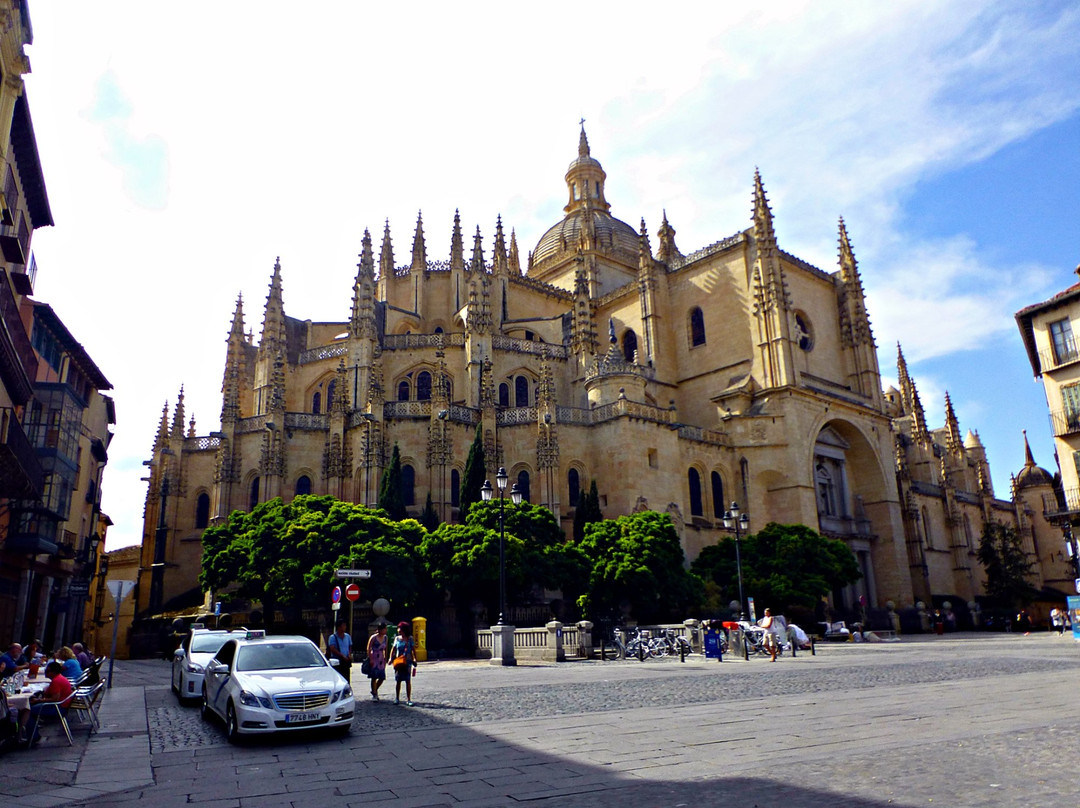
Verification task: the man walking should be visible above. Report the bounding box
[326,619,353,682]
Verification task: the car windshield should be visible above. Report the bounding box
[190,634,229,654]
[235,642,327,672]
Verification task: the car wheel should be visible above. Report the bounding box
[200,689,211,722]
[226,702,241,744]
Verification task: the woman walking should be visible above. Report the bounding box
[390,621,417,706]
[365,623,388,701]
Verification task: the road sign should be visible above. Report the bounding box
[106,579,135,602]
[67,581,90,598]
[345,583,361,602]
[336,569,371,579]
[331,585,342,604]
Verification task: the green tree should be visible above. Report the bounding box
[977,521,1038,607]
[691,522,861,616]
[576,510,702,624]
[200,496,423,626]
[418,491,440,531]
[459,424,486,522]
[378,443,406,520]
[572,479,603,542]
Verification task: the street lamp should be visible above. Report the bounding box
[722,501,750,621]
[481,468,521,666]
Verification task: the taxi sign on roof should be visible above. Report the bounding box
[244,630,266,640]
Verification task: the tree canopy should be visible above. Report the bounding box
[691,522,861,616]
[200,496,424,623]
[575,510,702,624]
[977,521,1038,608]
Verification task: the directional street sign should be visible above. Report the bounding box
[336,569,371,579]
[345,583,361,602]
[331,585,342,604]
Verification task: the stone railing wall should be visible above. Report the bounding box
[297,343,348,365]
[474,622,702,661]
[183,435,221,452]
[491,334,568,359]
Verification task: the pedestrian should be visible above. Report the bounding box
[1050,607,1065,636]
[759,608,779,662]
[365,623,388,701]
[390,621,417,706]
[326,619,353,682]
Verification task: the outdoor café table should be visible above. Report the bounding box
[7,680,48,712]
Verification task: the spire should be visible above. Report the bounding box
[351,228,377,339]
[188,413,197,438]
[897,343,928,442]
[154,400,169,452]
[331,358,350,415]
[656,209,682,264]
[357,228,375,282]
[837,217,873,348]
[1023,429,1036,469]
[578,124,590,158]
[492,215,508,275]
[564,122,610,214]
[222,294,246,424]
[752,168,776,247]
[470,225,485,272]
[944,391,962,454]
[508,229,521,274]
[379,219,394,279]
[638,218,652,267]
[259,258,287,358]
[410,211,426,272]
[171,386,186,439]
[449,209,465,272]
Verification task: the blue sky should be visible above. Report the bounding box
[18,0,1080,548]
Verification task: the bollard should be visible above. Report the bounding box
[680,641,686,663]
[638,640,644,662]
[743,629,750,661]
[811,637,816,656]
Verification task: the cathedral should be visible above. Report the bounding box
[134,129,1072,627]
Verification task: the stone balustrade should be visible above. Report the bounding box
[475,621,701,661]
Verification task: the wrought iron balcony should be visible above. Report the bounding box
[1048,409,1080,437]
[0,406,43,499]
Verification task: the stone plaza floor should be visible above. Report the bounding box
[0,631,1077,807]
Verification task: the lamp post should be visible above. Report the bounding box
[480,467,521,665]
[722,501,750,621]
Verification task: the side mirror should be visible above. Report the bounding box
[328,658,339,668]
[173,649,185,661]
[207,660,228,675]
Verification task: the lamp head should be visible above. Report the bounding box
[496,467,508,491]
[480,480,493,501]
[729,501,740,518]
[510,483,523,505]
[722,511,733,530]
[739,513,749,530]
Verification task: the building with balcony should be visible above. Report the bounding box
[138,129,1054,629]
[0,2,116,649]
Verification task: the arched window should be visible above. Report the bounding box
[442,375,453,401]
[515,376,529,407]
[249,477,260,511]
[312,392,321,415]
[816,463,836,517]
[711,472,724,519]
[434,326,444,334]
[450,469,460,507]
[402,464,415,507]
[416,371,432,401]
[568,468,581,507]
[296,475,312,496]
[622,329,638,363]
[326,380,336,410]
[688,468,703,516]
[398,380,410,401]
[690,307,706,347]
[195,493,210,529]
[498,383,510,407]
[517,470,530,502]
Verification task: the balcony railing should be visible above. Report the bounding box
[0,269,37,404]
[1043,488,1080,519]
[1040,340,1080,373]
[1048,409,1080,437]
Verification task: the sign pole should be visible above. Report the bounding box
[107,591,121,689]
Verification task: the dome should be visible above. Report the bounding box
[532,209,640,267]
[1015,463,1054,490]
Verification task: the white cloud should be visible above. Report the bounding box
[18,0,1080,548]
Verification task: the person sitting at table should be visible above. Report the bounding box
[55,647,83,682]
[0,643,25,678]
[19,641,45,668]
[18,661,73,746]
[72,643,92,669]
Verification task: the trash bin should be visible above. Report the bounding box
[412,616,428,661]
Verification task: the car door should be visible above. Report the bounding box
[205,640,236,717]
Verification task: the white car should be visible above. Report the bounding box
[200,631,354,742]
[172,628,233,701]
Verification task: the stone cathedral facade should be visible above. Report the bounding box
[135,130,1071,626]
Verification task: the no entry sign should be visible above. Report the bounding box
[345,583,361,602]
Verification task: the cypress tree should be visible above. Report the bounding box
[459,424,487,522]
[378,443,407,520]
[573,479,604,541]
[419,491,440,530]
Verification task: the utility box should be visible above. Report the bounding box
[412,616,428,661]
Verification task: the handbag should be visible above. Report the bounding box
[391,654,408,671]
[360,658,372,676]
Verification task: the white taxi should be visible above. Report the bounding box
[200,631,354,742]
[171,627,234,702]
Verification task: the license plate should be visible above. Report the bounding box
[285,712,319,723]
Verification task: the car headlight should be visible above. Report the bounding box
[332,684,352,703]
[341,684,352,699]
[238,691,261,707]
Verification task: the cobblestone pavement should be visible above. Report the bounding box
[3,633,1078,807]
